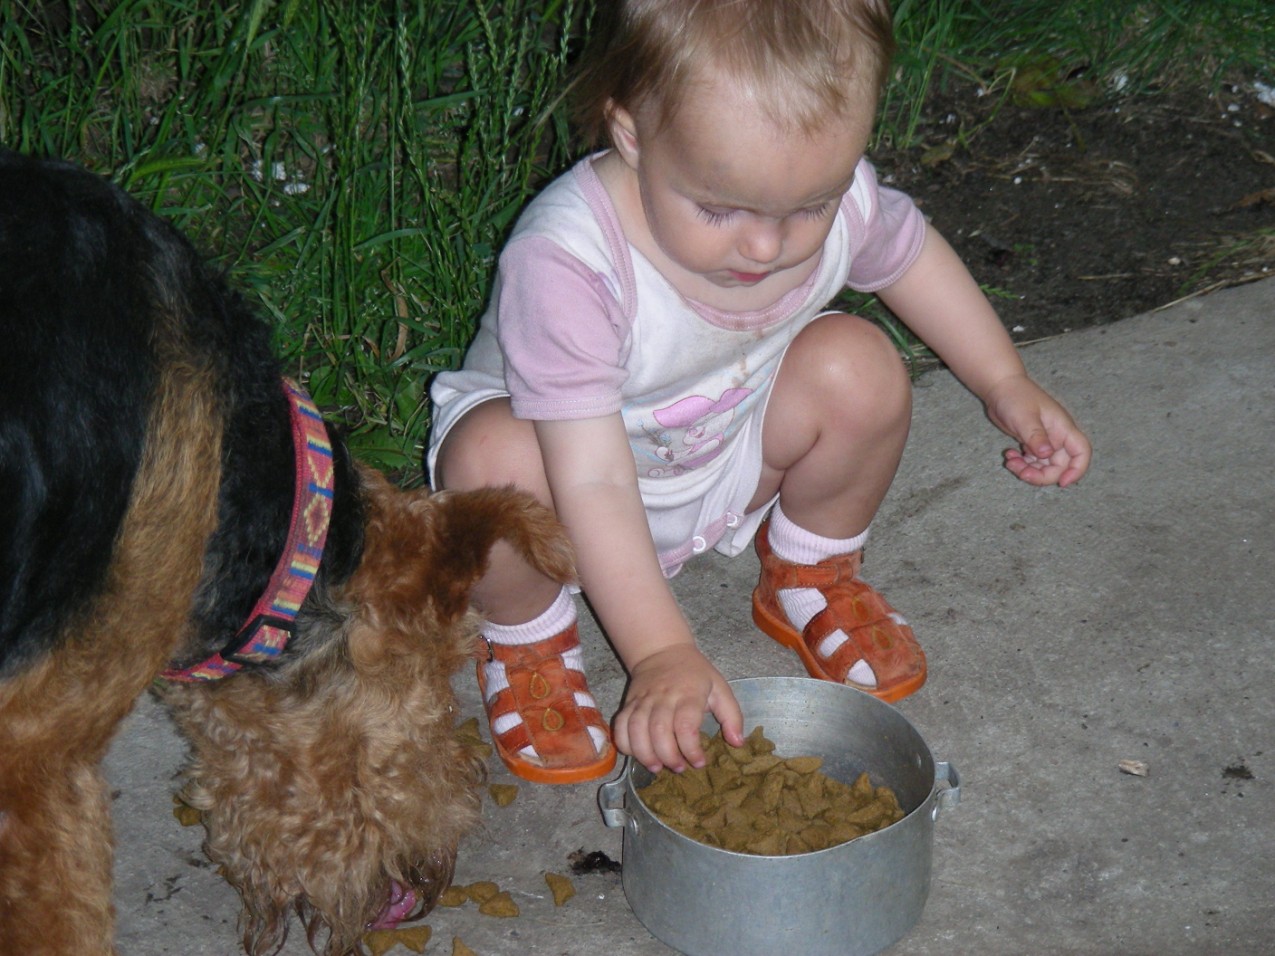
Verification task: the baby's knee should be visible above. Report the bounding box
[790,313,911,410]
[434,399,546,494]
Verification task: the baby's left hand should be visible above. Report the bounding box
[982,374,1091,488]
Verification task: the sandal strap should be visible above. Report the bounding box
[485,692,608,759]
[483,626,581,667]
[760,547,864,591]
[481,623,611,768]
[755,519,923,689]
[800,584,920,687]
[755,519,867,601]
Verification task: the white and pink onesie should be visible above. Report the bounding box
[427,154,926,575]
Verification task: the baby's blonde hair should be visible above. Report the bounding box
[572,0,895,145]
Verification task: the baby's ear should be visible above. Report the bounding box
[606,102,641,166]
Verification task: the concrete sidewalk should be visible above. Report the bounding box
[108,278,1275,955]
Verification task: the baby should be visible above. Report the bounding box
[426,0,1090,783]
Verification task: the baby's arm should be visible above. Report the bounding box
[878,224,1091,487]
[534,414,744,772]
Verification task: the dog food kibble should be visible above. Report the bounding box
[437,880,519,916]
[171,794,202,827]
[455,716,494,759]
[637,727,904,855]
[544,871,576,907]
[463,880,500,903]
[477,890,519,918]
[438,885,469,907]
[488,783,519,807]
[363,924,431,956]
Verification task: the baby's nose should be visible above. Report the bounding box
[738,220,782,265]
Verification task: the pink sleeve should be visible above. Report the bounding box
[843,160,928,293]
[495,236,630,420]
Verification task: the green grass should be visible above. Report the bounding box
[880,0,1273,147]
[2,0,1268,470]
[2,0,580,473]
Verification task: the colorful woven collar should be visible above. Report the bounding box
[162,378,335,682]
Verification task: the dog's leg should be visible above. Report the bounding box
[0,657,119,955]
[0,361,223,955]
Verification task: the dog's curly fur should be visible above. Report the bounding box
[0,150,573,956]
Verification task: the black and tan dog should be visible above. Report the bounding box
[0,150,572,955]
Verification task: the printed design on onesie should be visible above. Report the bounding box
[640,387,752,478]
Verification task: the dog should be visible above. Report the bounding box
[0,150,574,956]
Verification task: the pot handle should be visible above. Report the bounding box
[933,760,961,818]
[598,766,632,830]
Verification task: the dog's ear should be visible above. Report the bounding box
[425,486,575,623]
[349,473,575,630]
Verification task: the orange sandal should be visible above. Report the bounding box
[476,623,617,785]
[751,519,926,703]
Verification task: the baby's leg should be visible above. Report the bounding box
[433,398,616,782]
[748,313,926,701]
[748,312,911,532]
[435,398,560,622]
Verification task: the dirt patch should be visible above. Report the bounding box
[873,84,1274,341]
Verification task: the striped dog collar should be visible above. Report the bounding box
[162,378,335,682]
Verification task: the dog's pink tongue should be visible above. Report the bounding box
[369,880,418,930]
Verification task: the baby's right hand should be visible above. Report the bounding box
[612,644,744,774]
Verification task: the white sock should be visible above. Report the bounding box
[480,589,606,757]
[768,503,877,688]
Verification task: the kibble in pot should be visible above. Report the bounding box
[637,727,904,855]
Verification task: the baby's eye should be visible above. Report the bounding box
[696,206,735,226]
[798,201,834,221]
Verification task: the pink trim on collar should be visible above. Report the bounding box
[161,378,334,682]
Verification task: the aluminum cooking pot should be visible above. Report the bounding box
[599,676,960,956]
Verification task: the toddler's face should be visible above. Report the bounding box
[620,71,873,298]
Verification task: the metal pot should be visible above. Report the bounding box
[599,676,960,956]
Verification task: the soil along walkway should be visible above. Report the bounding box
[877,88,1275,343]
[108,278,1275,955]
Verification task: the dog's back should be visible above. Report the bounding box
[0,152,164,673]
[0,150,360,954]
[0,150,253,953]
[0,151,362,677]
